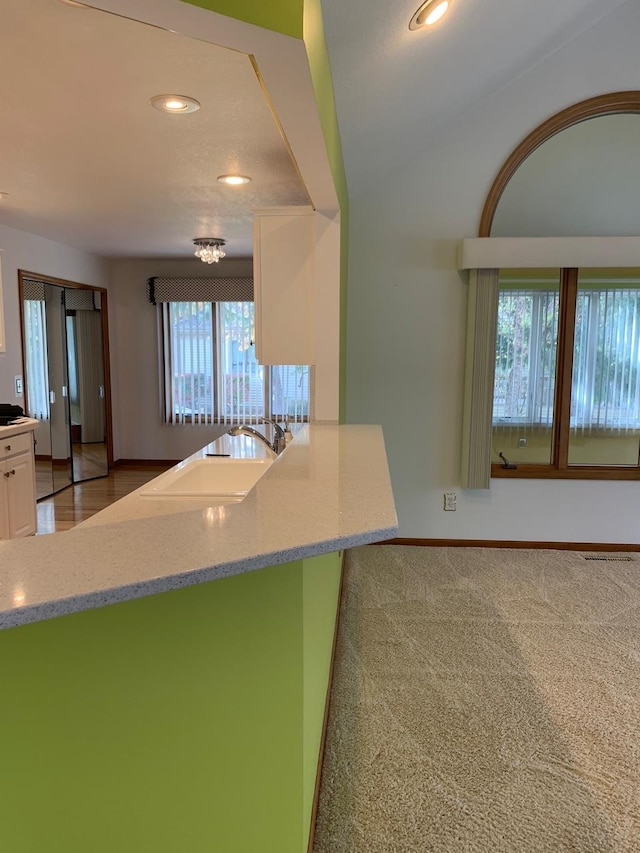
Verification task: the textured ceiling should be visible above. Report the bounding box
[1,0,635,260]
[0,0,309,258]
[320,0,634,197]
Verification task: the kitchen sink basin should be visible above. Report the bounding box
[140,457,273,498]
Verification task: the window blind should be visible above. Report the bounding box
[164,302,214,424]
[572,285,640,431]
[24,300,50,421]
[271,365,310,420]
[161,300,309,425]
[216,302,264,425]
[493,288,559,429]
[492,284,640,432]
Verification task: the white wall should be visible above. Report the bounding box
[345,0,640,543]
[109,257,253,461]
[0,222,109,406]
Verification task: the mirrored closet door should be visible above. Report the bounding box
[19,272,112,500]
[45,281,73,494]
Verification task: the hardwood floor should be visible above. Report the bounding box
[36,464,171,534]
[35,444,110,500]
[72,442,109,482]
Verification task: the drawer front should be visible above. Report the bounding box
[0,431,33,459]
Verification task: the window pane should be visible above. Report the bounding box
[217,302,264,423]
[24,299,50,421]
[270,365,310,421]
[167,301,213,422]
[492,269,560,465]
[568,268,640,466]
[163,301,311,426]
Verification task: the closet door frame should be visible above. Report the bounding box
[18,270,114,476]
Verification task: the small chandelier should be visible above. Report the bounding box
[193,238,226,264]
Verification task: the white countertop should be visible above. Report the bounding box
[0,417,39,439]
[0,424,398,629]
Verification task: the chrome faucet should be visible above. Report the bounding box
[228,418,287,454]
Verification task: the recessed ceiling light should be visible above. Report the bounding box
[409,0,450,29]
[150,94,201,115]
[217,175,252,186]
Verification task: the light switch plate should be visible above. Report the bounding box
[14,376,23,396]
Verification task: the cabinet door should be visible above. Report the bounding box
[253,209,315,365]
[6,451,37,538]
[0,473,9,540]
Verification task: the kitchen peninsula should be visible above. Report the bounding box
[0,424,397,853]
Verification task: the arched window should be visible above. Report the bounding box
[462,93,640,486]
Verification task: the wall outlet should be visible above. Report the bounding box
[443,492,457,511]
[518,437,527,447]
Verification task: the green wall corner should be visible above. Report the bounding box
[179,0,304,38]
[303,551,342,845]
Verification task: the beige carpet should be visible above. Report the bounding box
[314,545,640,852]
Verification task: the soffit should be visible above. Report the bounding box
[0,0,310,257]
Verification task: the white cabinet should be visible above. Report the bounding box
[253,207,315,366]
[0,429,37,540]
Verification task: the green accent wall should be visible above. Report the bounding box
[179,0,303,38]
[0,554,342,852]
[302,0,348,209]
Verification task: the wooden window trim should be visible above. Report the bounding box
[481,92,640,481]
[492,267,640,480]
[553,268,577,469]
[479,92,640,237]
[492,464,640,480]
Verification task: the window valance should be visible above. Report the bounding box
[64,289,99,311]
[22,279,46,301]
[147,276,254,304]
[22,279,98,310]
[459,236,640,270]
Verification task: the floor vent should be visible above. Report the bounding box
[582,554,636,562]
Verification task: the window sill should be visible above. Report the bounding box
[491,464,640,480]
[167,417,309,427]
[493,425,640,437]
